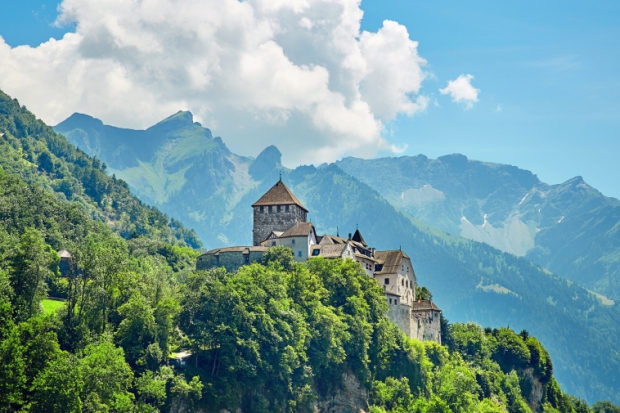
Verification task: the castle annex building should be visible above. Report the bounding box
[197,179,442,344]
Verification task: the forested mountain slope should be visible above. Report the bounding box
[336,155,620,299]
[54,111,620,403]
[0,91,200,248]
[55,111,255,246]
[0,92,603,413]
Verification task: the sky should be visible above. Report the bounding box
[0,1,619,199]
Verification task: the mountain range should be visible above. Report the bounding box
[54,110,620,403]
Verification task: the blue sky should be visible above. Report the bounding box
[2,0,620,198]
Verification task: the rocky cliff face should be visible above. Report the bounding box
[312,373,368,413]
[169,373,368,413]
[519,367,545,413]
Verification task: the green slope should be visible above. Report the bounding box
[0,91,200,248]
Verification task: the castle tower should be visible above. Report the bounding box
[252,179,308,246]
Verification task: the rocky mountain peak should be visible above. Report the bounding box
[249,145,282,180]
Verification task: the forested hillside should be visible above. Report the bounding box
[0,91,200,248]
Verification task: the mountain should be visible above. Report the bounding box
[55,111,257,247]
[0,91,200,248]
[55,111,620,403]
[335,155,620,300]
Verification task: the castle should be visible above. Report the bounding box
[197,178,442,344]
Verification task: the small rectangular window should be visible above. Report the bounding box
[277,205,281,213]
[298,251,302,257]
[286,205,290,212]
[292,239,295,245]
[260,206,264,213]
[384,278,389,285]
[268,206,273,214]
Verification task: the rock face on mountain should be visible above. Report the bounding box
[336,155,620,299]
[55,112,620,403]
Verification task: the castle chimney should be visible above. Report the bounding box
[348,233,352,240]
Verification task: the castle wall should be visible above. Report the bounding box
[197,250,266,273]
[386,296,415,338]
[270,234,316,262]
[412,309,442,344]
[253,205,306,246]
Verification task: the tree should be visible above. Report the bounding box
[115,292,158,368]
[490,329,531,373]
[9,228,58,321]
[79,233,128,334]
[79,336,135,412]
[30,352,83,413]
[416,286,433,301]
[0,269,14,341]
[0,326,26,412]
[262,245,296,272]
[593,401,620,413]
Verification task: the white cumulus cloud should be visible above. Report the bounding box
[439,74,480,109]
[0,0,430,165]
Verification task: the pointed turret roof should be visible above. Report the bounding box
[252,179,308,212]
[352,229,367,247]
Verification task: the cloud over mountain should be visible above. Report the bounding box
[0,0,428,165]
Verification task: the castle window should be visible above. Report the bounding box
[402,279,404,286]
[298,251,302,257]
[389,298,392,304]
[292,239,295,245]
[260,206,264,213]
[384,278,389,285]
[277,205,281,213]
[312,249,320,256]
[272,241,276,246]
[268,206,273,214]
[286,205,290,212]
[244,255,249,264]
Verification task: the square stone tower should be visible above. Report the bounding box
[252,179,308,246]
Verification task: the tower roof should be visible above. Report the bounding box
[352,229,367,247]
[252,179,308,212]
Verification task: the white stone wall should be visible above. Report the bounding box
[412,309,441,345]
[268,233,316,262]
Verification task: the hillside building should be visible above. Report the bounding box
[197,178,442,344]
